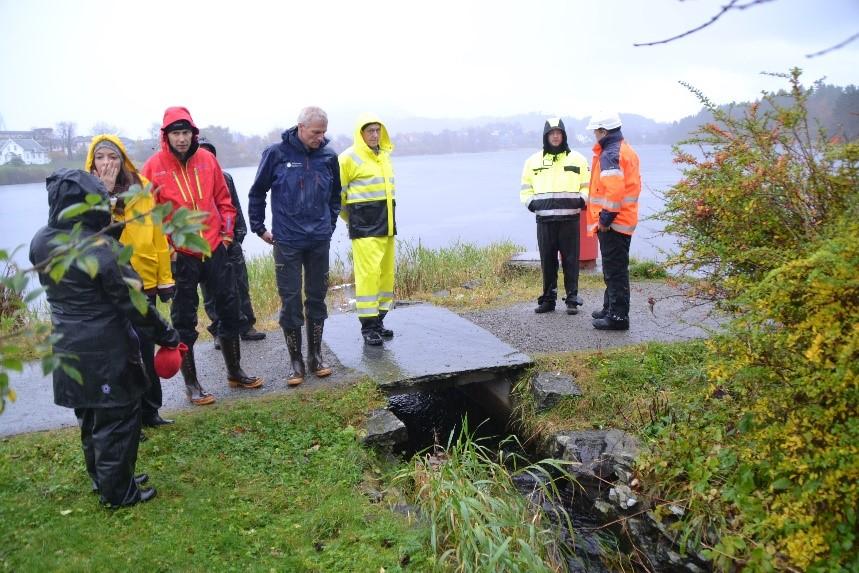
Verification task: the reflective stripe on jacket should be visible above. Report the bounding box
[85,134,174,290]
[338,113,396,239]
[520,150,590,222]
[586,131,641,236]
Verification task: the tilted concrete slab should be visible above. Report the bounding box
[322,303,533,392]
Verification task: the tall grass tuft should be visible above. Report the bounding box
[397,423,573,573]
[395,239,524,299]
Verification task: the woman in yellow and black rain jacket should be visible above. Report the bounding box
[85,134,176,426]
[338,113,397,346]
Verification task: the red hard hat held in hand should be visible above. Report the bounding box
[154,343,188,379]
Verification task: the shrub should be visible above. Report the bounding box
[643,70,859,572]
[660,68,858,305]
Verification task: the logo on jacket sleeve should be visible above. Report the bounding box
[285,162,302,168]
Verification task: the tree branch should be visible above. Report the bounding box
[805,31,859,58]
[634,0,776,47]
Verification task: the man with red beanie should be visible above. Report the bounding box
[143,106,262,405]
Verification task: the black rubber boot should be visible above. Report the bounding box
[534,300,555,314]
[142,413,174,427]
[592,314,630,331]
[306,320,332,377]
[180,346,215,406]
[284,328,305,386]
[377,311,394,339]
[360,317,383,346]
[240,327,266,341]
[592,308,609,319]
[220,337,264,389]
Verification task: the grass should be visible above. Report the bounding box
[395,425,572,573]
[0,382,432,572]
[511,340,710,449]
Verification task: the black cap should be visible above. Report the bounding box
[164,119,194,133]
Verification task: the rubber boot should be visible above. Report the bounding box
[592,314,630,331]
[180,346,215,406]
[220,337,264,389]
[534,299,555,314]
[564,295,580,315]
[360,317,383,346]
[240,327,266,341]
[284,328,305,387]
[377,311,394,339]
[306,320,332,378]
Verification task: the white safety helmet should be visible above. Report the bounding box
[586,111,622,130]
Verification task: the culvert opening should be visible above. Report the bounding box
[382,375,629,573]
[387,383,509,459]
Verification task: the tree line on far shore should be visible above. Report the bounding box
[2,81,856,186]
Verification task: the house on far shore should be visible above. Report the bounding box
[0,138,51,165]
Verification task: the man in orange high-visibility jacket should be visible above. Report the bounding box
[585,112,641,331]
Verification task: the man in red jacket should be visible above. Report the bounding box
[142,107,262,405]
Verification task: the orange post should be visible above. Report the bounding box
[579,213,598,261]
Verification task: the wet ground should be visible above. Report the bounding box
[0,281,717,437]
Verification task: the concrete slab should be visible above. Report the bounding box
[323,303,533,392]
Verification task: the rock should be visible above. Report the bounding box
[550,429,640,487]
[608,484,637,510]
[432,289,450,298]
[593,499,616,518]
[669,503,686,517]
[461,279,483,290]
[362,409,408,450]
[531,372,582,411]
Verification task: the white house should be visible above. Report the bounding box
[0,138,50,165]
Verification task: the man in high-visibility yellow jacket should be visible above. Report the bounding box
[586,111,641,331]
[339,114,397,346]
[520,118,590,315]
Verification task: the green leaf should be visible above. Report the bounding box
[47,260,67,283]
[116,244,134,266]
[0,249,7,260]
[184,234,212,256]
[41,355,62,376]
[9,271,28,294]
[128,286,149,316]
[24,288,45,303]
[2,358,23,372]
[58,202,91,221]
[771,477,792,491]
[75,256,100,279]
[84,193,103,205]
[61,364,83,385]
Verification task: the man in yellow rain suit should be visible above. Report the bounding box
[339,114,396,346]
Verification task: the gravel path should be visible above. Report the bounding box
[462,281,721,355]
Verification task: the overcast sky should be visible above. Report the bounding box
[1,0,856,138]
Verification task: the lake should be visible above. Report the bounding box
[0,145,680,273]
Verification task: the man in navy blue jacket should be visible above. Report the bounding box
[248,106,341,388]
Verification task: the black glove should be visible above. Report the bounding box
[158,327,180,349]
[527,202,536,213]
[158,285,176,303]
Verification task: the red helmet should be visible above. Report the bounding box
[154,342,188,379]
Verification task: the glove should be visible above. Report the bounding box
[158,327,180,349]
[527,202,536,213]
[158,285,176,303]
